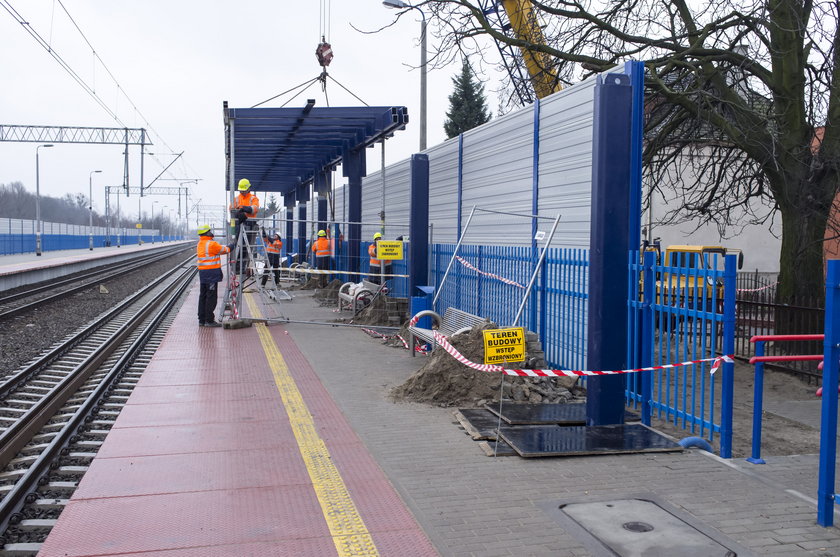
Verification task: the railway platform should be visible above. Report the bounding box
[35,279,840,556]
[0,242,190,291]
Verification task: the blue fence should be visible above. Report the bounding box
[432,244,589,371]
[626,250,737,457]
[0,218,174,255]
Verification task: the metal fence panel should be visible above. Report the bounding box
[461,109,535,244]
[538,76,598,248]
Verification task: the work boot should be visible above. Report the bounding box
[204,321,222,328]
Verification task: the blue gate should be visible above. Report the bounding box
[627,250,737,457]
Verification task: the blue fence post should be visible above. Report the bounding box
[719,254,737,458]
[641,250,655,425]
[747,341,767,464]
[818,260,840,527]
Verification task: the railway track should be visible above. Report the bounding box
[0,255,195,556]
[0,244,190,321]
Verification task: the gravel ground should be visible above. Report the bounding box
[0,248,193,377]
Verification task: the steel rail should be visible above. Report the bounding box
[0,246,191,321]
[0,253,193,399]
[0,266,195,539]
[0,245,185,306]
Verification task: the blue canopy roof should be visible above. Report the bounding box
[224,102,408,195]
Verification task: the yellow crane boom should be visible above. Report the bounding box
[500,0,561,98]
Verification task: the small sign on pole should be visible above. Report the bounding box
[376,241,404,260]
[483,327,526,365]
[135,223,143,229]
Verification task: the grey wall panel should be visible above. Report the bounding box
[537,73,598,248]
[460,108,535,245]
[426,139,460,244]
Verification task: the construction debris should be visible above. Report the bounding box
[390,321,582,407]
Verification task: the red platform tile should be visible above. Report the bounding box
[113,396,286,428]
[72,539,340,557]
[127,382,278,405]
[38,485,330,557]
[74,448,311,499]
[97,421,297,458]
[345,479,432,534]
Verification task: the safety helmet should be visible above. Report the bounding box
[373,232,382,240]
[317,230,326,237]
[197,224,213,236]
[238,178,252,191]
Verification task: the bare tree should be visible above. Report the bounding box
[401,0,839,305]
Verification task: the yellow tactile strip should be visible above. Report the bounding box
[246,294,379,556]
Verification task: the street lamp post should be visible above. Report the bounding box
[383,0,427,151]
[89,170,102,250]
[35,144,54,256]
[152,201,159,243]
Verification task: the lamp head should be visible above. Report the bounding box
[383,0,409,8]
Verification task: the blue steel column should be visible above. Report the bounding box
[719,253,737,458]
[530,98,541,334]
[818,260,840,526]
[409,154,430,296]
[586,73,632,426]
[297,204,307,257]
[284,207,293,259]
[457,135,463,240]
[343,148,365,276]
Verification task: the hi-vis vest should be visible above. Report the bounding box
[197,237,230,270]
[312,237,331,257]
[266,239,282,254]
[368,243,380,266]
[230,192,259,219]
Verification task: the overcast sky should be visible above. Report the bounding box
[0,1,499,226]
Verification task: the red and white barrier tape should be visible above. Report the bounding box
[362,329,424,353]
[432,331,733,377]
[737,281,778,293]
[455,256,525,289]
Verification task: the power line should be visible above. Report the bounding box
[0,1,202,185]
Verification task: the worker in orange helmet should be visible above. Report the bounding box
[196,225,235,327]
[311,229,331,286]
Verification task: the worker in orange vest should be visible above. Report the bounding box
[368,232,383,284]
[196,225,235,327]
[311,229,331,286]
[261,230,283,287]
[229,178,260,273]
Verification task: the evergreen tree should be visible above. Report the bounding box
[443,61,491,139]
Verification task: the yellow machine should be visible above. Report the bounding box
[499,0,562,99]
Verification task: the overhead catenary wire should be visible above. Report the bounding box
[0,0,200,185]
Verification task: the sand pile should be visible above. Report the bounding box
[390,321,580,407]
[313,279,343,302]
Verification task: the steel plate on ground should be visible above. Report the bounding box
[498,424,682,457]
[455,408,504,439]
[486,402,639,425]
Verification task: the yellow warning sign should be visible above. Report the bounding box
[135,223,143,229]
[376,241,404,260]
[483,327,525,365]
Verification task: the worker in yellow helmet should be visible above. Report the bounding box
[229,178,260,274]
[196,225,235,327]
[368,232,383,284]
[311,229,331,287]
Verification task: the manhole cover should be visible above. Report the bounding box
[561,499,737,556]
[623,521,654,533]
